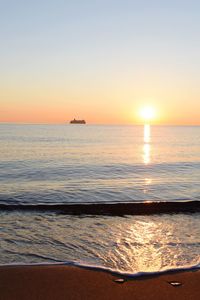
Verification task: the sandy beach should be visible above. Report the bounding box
[0,265,199,300]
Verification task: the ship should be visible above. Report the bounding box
[70,118,86,124]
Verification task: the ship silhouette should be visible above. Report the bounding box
[70,118,86,124]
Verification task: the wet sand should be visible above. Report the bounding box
[0,265,199,300]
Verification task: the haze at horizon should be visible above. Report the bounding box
[1,0,200,125]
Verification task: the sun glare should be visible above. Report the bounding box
[140,106,156,122]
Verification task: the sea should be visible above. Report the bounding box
[0,124,200,276]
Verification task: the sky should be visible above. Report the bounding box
[1,0,200,125]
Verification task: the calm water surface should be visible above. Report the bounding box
[0,124,200,274]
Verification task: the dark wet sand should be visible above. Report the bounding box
[0,265,199,300]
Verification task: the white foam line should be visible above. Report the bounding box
[0,260,200,279]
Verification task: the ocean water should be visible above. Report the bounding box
[0,124,200,275]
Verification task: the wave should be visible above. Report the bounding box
[0,200,200,215]
[0,259,200,279]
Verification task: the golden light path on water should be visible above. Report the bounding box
[106,215,185,273]
[143,124,151,165]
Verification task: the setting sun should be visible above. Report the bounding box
[139,106,156,122]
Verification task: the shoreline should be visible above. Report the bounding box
[0,260,200,278]
[0,265,200,300]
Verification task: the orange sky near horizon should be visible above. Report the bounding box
[1,81,200,125]
[1,98,200,125]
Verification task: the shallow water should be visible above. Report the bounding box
[0,124,200,273]
[1,212,200,274]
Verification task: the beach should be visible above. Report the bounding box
[0,265,199,300]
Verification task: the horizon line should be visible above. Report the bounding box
[1,122,200,127]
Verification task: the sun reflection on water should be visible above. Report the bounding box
[143,124,151,164]
[106,215,196,273]
[144,124,150,143]
[127,220,163,272]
